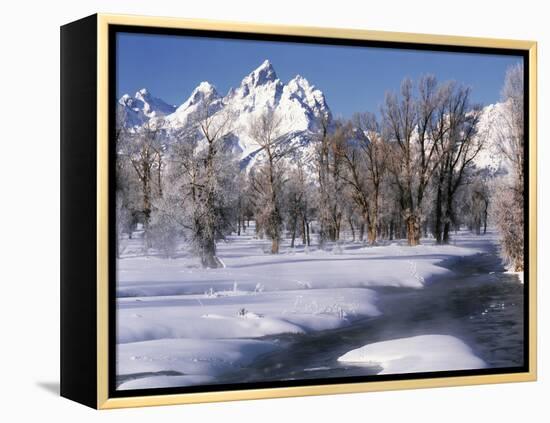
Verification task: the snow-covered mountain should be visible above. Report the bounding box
[473,102,509,175]
[165,81,224,128]
[118,60,331,168]
[118,88,176,127]
[118,60,507,175]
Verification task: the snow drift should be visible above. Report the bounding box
[338,334,486,374]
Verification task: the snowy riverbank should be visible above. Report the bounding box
[116,230,491,389]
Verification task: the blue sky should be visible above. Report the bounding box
[116,32,522,118]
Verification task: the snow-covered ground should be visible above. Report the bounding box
[116,229,488,389]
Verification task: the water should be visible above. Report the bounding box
[217,241,525,384]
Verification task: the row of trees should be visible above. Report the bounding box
[116,67,524,271]
[493,64,525,271]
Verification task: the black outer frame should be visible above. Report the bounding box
[60,14,98,408]
[60,14,531,409]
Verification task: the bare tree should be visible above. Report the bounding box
[341,113,388,244]
[382,77,442,246]
[314,116,346,246]
[340,124,371,244]
[249,109,294,254]
[283,163,308,248]
[433,83,485,243]
[233,171,251,236]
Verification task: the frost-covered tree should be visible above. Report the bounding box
[117,119,165,249]
[460,173,490,235]
[248,109,295,254]
[493,187,524,271]
[115,148,141,249]
[152,99,238,267]
[115,190,135,258]
[494,63,525,271]
[498,63,525,190]
[148,200,180,258]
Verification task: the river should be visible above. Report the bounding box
[217,239,525,384]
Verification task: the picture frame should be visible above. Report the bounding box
[60,13,537,409]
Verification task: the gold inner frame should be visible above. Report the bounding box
[96,13,537,409]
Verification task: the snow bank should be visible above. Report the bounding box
[118,288,380,343]
[117,233,483,297]
[338,335,486,375]
[120,375,214,390]
[117,338,276,390]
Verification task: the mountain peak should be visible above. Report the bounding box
[195,81,217,94]
[119,93,132,105]
[186,81,219,105]
[135,88,152,103]
[171,81,222,119]
[118,61,332,140]
[288,74,314,91]
[118,88,176,125]
[241,60,278,88]
[258,59,273,70]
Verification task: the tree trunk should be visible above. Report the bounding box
[335,213,342,241]
[406,215,420,246]
[348,216,355,242]
[483,201,488,234]
[443,221,451,244]
[434,173,444,244]
[201,252,221,268]
[368,214,377,245]
[442,190,454,244]
[198,139,221,268]
[142,184,151,249]
[302,216,307,245]
[371,187,379,244]
[367,223,376,245]
[200,236,221,269]
[157,155,163,198]
[290,214,297,248]
[271,238,279,254]
[319,223,327,248]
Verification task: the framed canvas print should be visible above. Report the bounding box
[60,14,537,409]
